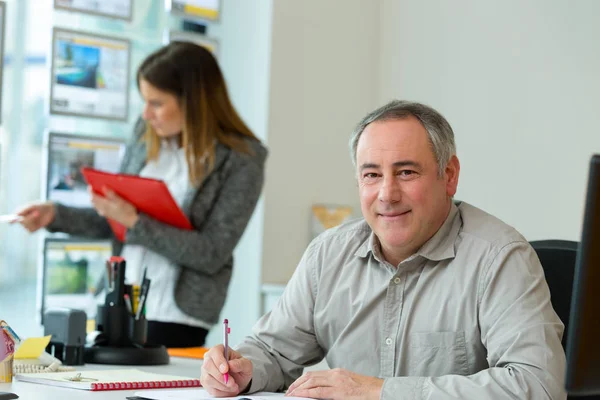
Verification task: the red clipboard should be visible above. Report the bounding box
[81,167,193,242]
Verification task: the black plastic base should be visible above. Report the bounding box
[84,344,169,365]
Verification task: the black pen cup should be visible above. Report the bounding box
[96,304,131,347]
[129,314,147,347]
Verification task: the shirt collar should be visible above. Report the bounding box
[416,202,461,261]
[354,230,375,258]
[353,202,461,262]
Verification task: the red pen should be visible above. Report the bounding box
[223,319,230,384]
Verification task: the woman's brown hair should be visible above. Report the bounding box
[137,41,258,185]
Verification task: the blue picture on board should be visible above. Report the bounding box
[55,40,102,89]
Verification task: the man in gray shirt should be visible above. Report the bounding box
[200,101,566,399]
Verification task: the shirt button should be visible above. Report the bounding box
[385,337,393,346]
[393,277,401,284]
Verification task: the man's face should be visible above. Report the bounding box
[356,117,459,265]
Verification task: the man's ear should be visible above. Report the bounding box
[445,155,460,197]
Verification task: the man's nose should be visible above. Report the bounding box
[378,175,401,203]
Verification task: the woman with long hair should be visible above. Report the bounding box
[16,42,268,347]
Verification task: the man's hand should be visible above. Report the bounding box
[201,345,253,397]
[90,187,139,228]
[286,368,383,400]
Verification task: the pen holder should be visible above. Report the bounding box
[96,304,148,348]
[128,315,147,347]
[96,304,132,347]
[85,308,167,365]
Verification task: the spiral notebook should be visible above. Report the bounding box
[15,368,201,391]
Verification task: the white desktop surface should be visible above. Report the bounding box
[0,357,203,399]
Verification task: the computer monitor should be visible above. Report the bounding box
[565,154,600,396]
[46,132,125,207]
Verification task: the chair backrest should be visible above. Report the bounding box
[529,239,578,349]
[530,241,600,400]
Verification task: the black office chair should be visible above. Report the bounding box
[530,240,600,399]
[530,239,578,350]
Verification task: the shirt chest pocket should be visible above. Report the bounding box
[408,331,469,376]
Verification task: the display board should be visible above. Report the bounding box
[168,30,218,57]
[41,238,112,321]
[46,132,125,207]
[50,28,131,121]
[169,0,220,22]
[54,0,133,21]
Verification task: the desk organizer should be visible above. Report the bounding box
[84,257,168,365]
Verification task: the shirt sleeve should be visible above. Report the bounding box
[47,203,112,238]
[235,240,325,393]
[381,241,567,400]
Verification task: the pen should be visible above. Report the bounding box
[0,214,23,223]
[223,319,230,384]
[124,294,133,315]
[135,278,151,320]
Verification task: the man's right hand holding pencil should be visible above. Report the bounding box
[200,344,253,397]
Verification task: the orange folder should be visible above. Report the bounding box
[81,167,193,242]
[167,347,208,359]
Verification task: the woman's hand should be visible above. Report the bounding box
[90,186,139,228]
[14,201,56,233]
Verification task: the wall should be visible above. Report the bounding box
[204,0,274,346]
[261,0,380,284]
[378,0,600,241]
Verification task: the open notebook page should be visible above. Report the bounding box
[134,388,312,400]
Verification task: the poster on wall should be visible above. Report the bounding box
[169,0,220,22]
[168,30,219,58]
[40,238,112,322]
[54,0,133,21]
[50,28,131,121]
[45,132,125,207]
[0,1,6,124]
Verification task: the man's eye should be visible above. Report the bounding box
[363,173,378,179]
[399,170,415,176]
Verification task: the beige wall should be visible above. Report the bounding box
[260,0,381,284]
[260,0,600,287]
[378,0,600,241]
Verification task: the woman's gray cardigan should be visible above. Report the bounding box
[47,120,268,325]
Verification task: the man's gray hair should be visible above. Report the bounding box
[349,100,456,176]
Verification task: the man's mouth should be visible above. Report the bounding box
[378,210,411,218]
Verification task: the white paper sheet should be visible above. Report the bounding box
[134,388,312,400]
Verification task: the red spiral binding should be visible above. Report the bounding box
[90,378,201,391]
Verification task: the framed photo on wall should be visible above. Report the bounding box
[39,237,112,323]
[49,28,131,121]
[54,0,133,21]
[311,204,354,240]
[168,0,220,22]
[44,131,126,207]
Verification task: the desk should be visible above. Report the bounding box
[0,357,203,399]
